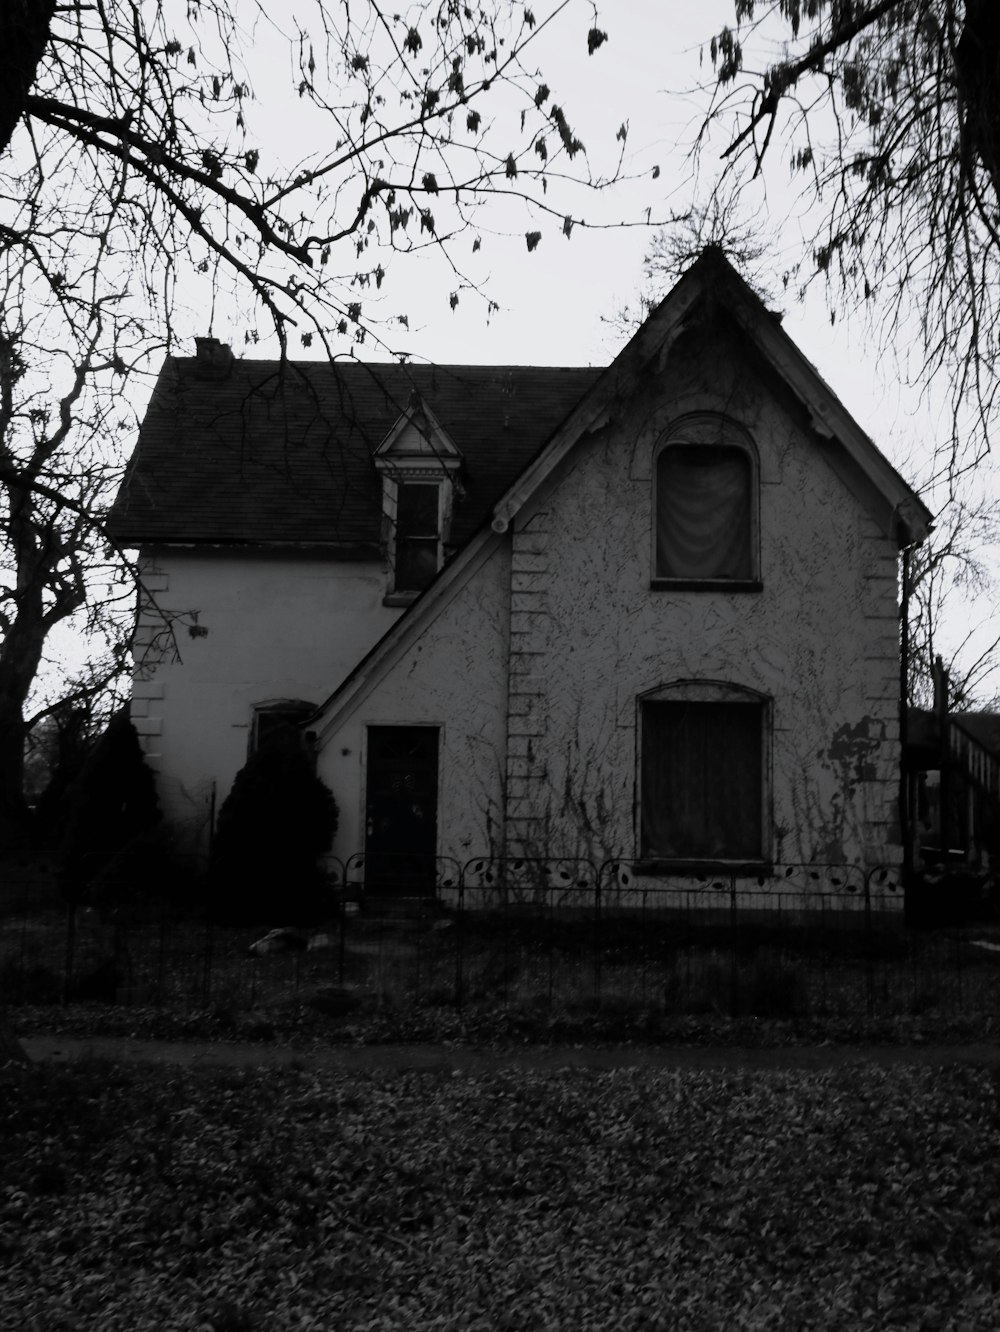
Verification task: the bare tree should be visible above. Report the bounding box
[698,0,1000,477]
[906,491,1000,710]
[0,0,639,846]
[602,197,775,346]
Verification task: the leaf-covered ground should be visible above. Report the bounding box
[13,998,1000,1051]
[2,1059,1000,1330]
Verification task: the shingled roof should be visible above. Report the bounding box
[109,357,602,551]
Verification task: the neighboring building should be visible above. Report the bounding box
[905,706,1000,868]
[110,249,932,905]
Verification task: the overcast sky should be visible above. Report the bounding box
[221,1,948,491]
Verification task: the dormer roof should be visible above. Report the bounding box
[373,394,463,474]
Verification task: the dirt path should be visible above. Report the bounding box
[20,1036,1000,1074]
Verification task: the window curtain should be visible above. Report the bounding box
[641,701,762,860]
[656,446,752,579]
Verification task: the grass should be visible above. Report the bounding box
[6,878,1000,1041]
[2,1055,1000,1330]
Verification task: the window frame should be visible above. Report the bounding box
[382,473,456,604]
[635,681,771,871]
[651,414,761,592]
[249,699,317,757]
[392,479,443,593]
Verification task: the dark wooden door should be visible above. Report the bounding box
[364,726,439,894]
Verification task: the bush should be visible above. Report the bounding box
[906,867,998,927]
[0,955,61,1005]
[57,708,160,906]
[208,725,339,927]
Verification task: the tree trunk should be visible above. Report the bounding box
[0,696,33,851]
[957,0,1000,208]
[0,1,57,158]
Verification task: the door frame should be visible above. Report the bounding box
[362,722,442,894]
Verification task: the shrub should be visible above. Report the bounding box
[0,955,61,1005]
[906,867,998,928]
[208,725,339,926]
[57,708,160,906]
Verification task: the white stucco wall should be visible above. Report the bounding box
[138,319,907,909]
[309,322,905,905]
[316,541,511,876]
[132,548,401,856]
[505,324,902,878]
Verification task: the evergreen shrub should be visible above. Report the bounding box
[58,708,161,907]
[208,725,339,926]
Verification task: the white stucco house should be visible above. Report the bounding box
[110,249,932,905]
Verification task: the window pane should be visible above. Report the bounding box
[395,537,439,590]
[252,702,315,754]
[641,700,762,859]
[394,483,440,590]
[656,445,752,579]
[397,483,439,537]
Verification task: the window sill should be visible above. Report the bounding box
[650,579,762,593]
[633,859,773,878]
[382,590,421,607]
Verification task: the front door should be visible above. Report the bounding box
[364,726,439,894]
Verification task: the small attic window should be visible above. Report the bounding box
[374,394,463,604]
[394,481,442,591]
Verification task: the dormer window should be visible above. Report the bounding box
[374,393,463,603]
[394,481,442,591]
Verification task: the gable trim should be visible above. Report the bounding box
[311,250,931,742]
[374,395,464,472]
[490,283,700,534]
[724,295,932,545]
[312,526,505,741]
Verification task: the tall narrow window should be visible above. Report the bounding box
[640,695,765,862]
[394,481,441,591]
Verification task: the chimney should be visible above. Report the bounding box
[193,336,234,381]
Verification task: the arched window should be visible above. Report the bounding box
[653,416,758,586]
[638,681,769,864]
[250,700,316,755]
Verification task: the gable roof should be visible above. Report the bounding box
[373,395,463,470]
[312,249,932,738]
[954,712,1000,758]
[109,360,601,550]
[908,709,1000,761]
[490,248,932,545]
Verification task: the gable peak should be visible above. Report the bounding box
[374,394,463,472]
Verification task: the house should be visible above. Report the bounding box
[905,703,1000,869]
[109,249,932,909]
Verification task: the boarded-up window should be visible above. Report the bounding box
[655,445,753,580]
[641,699,764,861]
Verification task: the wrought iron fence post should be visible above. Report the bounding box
[201,917,214,1009]
[62,900,77,1006]
[954,928,964,1011]
[337,902,346,985]
[594,869,603,1008]
[864,868,875,1019]
[454,877,465,1009]
[157,911,167,1008]
[729,873,739,1018]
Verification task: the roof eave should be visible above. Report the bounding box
[724,286,933,546]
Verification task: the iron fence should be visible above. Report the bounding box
[2,856,999,1021]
